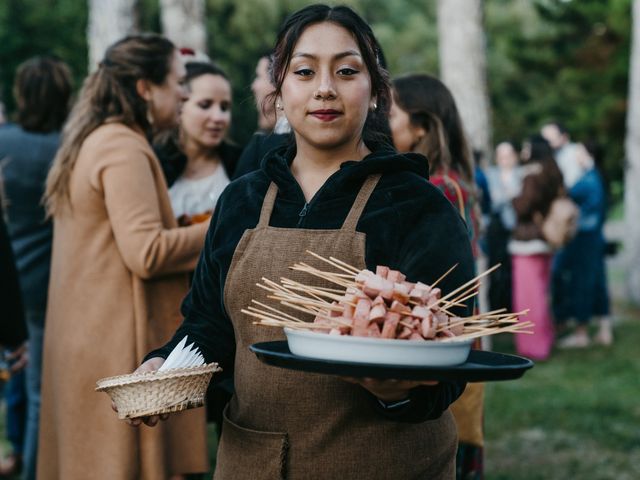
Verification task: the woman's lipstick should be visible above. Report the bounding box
[309,109,342,122]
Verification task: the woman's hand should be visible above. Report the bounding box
[114,357,170,427]
[6,342,28,373]
[343,377,438,402]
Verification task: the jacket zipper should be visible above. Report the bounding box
[296,202,309,227]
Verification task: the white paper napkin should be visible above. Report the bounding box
[158,336,205,372]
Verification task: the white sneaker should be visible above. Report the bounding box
[558,332,590,349]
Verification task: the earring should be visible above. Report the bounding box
[276,100,284,111]
[371,101,378,111]
[146,100,155,126]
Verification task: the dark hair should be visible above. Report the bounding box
[393,73,473,182]
[269,4,392,150]
[185,61,229,85]
[45,33,176,215]
[526,134,555,164]
[543,121,568,135]
[14,56,73,133]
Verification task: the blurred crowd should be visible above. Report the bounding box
[0,10,613,480]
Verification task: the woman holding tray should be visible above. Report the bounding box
[40,35,209,479]
[136,5,474,479]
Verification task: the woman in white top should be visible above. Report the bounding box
[157,61,242,226]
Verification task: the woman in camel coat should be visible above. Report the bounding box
[39,34,209,479]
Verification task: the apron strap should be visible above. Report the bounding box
[257,182,279,228]
[341,174,382,231]
[257,174,381,230]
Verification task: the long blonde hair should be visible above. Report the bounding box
[44,34,175,216]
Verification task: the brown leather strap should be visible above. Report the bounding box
[341,174,382,231]
[257,182,279,228]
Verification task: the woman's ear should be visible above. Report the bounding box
[136,79,152,101]
[413,124,427,142]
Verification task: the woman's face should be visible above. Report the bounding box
[181,73,232,150]
[280,21,374,153]
[495,142,518,169]
[146,51,188,130]
[252,57,276,130]
[575,143,594,171]
[389,95,424,152]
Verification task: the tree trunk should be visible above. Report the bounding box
[87,0,138,71]
[625,0,640,304]
[160,0,207,54]
[437,0,491,165]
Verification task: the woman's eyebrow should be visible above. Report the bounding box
[291,50,362,61]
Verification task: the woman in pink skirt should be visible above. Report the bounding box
[508,135,564,360]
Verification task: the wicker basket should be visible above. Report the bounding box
[96,363,221,419]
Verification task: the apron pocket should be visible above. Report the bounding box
[214,405,289,480]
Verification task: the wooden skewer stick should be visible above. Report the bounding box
[295,261,358,280]
[447,281,481,303]
[245,306,304,323]
[250,300,303,323]
[427,264,500,310]
[441,321,534,342]
[266,293,344,311]
[279,300,331,318]
[290,265,355,278]
[328,255,361,274]
[261,277,326,303]
[305,250,360,275]
[430,263,459,289]
[291,263,355,288]
[279,277,351,303]
[252,318,349,330]
[448,289,480,307]
[461,308,508,321]
[280,280,345,294]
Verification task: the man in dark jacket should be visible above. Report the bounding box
[0,55,72,480]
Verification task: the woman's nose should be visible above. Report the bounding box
[314,72,337,100]
[209,107,228,122]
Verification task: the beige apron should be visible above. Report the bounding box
[214,175,457,480]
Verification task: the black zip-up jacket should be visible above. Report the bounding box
[148,144,475,422]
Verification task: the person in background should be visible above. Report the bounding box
[252,52,278,134]
[131,5,473,478]
[39,34,209,479]
[541,121,581,189]
[486,141,522,313]
[155,60,240,437]
[0,101,7,126]
[473,150,492,250]
[509,135,564,361]
[0,200,29,480]
[389,72,484,480]
[0,200,28,350]
[233,53,291,179]
[0,55,73,480]
[390,74,478,252]
[155,61,241,226]
[552,141,613,347]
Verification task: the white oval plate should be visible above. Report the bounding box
[284,328,473,367]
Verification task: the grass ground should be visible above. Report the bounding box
[484,306,640,480]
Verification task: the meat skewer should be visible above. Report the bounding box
[248,254,530,342]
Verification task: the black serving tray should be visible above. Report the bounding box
[250,341,534,382]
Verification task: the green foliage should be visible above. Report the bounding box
[0,0,88,115]
[0,0,632,200]
[486,0,631,198]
